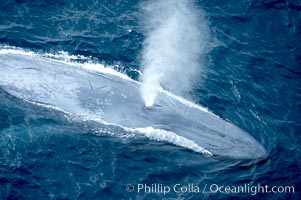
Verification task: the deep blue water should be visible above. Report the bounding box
[0,0,301,199]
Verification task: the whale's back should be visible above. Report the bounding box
[0,49,267,159]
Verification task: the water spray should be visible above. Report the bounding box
[139,0,210,107]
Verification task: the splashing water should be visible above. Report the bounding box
[139,0,210,107]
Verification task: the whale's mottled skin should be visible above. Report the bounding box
[0,49,267,159]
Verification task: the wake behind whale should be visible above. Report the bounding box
[0,47,266,159]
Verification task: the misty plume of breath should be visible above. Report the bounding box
[139,0,210,107]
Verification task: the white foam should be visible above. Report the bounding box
[133,127,213,156]
[23,99,72,115]
[162,89,217,117]
[80,115,213,156]
[0,46,36,56]
[0,46,133,82]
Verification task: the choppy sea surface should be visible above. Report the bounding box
[0,0,301,199]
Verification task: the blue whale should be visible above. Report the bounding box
[0,47,267,159]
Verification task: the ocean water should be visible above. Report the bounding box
[0,0,301,199]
